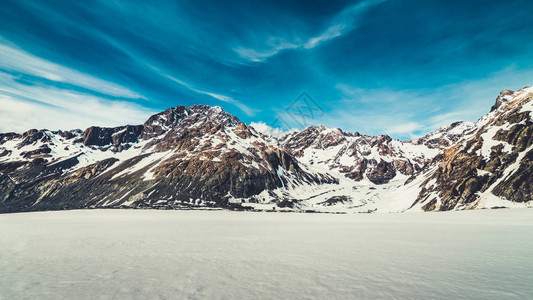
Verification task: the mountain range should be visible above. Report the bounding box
[1,87,532,213]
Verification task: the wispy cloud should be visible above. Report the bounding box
[249,121,290,138]
[152,67,257,116]
[234,40,300,62]
[319,67,533,139]
[385,122,424,138]
[0,41,144,99]
[305,0,388,49]
[0,38,152,132]
[304,24,346,49]
[235,0,387,62]
[0,95,154,133]
[1,0,531,137]
[0,72,155,132]
[260,67,531,140]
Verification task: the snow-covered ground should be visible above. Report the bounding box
[1,209,532,299]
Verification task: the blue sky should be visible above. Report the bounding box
[1,0,532,139]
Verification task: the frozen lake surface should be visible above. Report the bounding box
[1,209,532,299]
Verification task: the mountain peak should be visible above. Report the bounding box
[491,89,515,112]
[141,105,241,140]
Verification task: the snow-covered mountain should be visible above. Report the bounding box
[279,125,439,183]
[0,105,336,213]
[1,88,532,213]
[412,88,533,211]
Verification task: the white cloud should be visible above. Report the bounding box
[249,121,290,138]
[232,102,257,118]
[304,24,345,49]
[159,71,257,116]
[304,0,389,49]
[0,72,155,132]
[321,67,533,139]
[384,122,423,138]
[234,40,300,62]
[0,42,144,99]
[235,0,388,62]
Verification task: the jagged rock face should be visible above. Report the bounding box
[140,106,189,139]
[491,90,515,112]
[410,121,476,149]
[366,159,396,184]
[148,147,333,204]
[21,145,52,159]
[141,105,240,140]
[142,105,243,152]
[280,125,355,154]
[415,87,533,211]
[57,129,82,140]
[492,150,532,202]
[80,125,143,149]
[0,129,84,162]
[280,126,436,184]
[394,159,414,175]
[0,132,19,144]
[19,129,51,148]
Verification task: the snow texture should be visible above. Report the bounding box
[0,209,532,299]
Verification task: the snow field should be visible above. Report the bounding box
[1,209,532,299]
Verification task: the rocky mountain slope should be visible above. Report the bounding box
[0,88,532,213]
[412,88,533,211]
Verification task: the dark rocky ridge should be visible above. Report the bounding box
[79,125,144,150]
